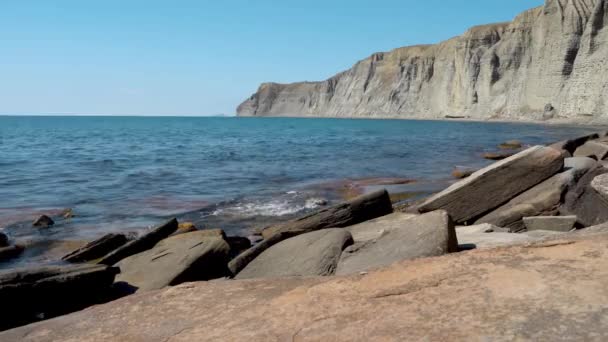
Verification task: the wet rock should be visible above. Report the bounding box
[523,216,577,232]
[336,210,457,275]
[573,140,608,160]
[235,229,353,279]
[115,231,231,292]
[98,218,178,266]
[451,167,476,179]
[62,233,130,263]
[498,140,522,149]
[32,215,54,227]
[474,165,590,232]
[62,208,74,219]
[418,146,564,224]
[482,152,515,160]
[261,189,393,239]
[560,165,608,227]
[0,264,119,331]
[0,232,8,248]
[172,222,198,236]
[0,244,24,262]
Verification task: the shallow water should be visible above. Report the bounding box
[0,116,597,268]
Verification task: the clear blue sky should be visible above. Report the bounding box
[0,0,542,116]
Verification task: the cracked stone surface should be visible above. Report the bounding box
[3,231,608,341]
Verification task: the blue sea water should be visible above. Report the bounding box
[0,116,597,267]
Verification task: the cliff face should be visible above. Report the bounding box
[237,0,608,121]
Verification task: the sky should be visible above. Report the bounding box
[0,0,542,116]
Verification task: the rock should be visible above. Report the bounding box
[549,133,600,155]
[523,216,577,232]
[456,223,507,234]
[474,165,589,232]
[198,228,226,238]
[417,146,564,224]
[115,231,231,292]
[591,173,608,200]
[98,218,178,265]
[564,156,598,171]
[0,244,24,262]
[62,233,130,263]
[336,210,457,275]
[560,165,608,227]
[0,232,9,248]
[10,232,608,341]
[61,208,74,219]
[498,140,522,149]
[451,167,476,179]
[226,236,251,257]
[228,231,301,276]
[345,212,419,242]
[32,215,54,227]
[456,231,540,250]
[172,222,198,235]
[482,152,515,160]
[0,264,119,331]
[235,229,353,279]
[261,189,393,239]
[573,141,608,160]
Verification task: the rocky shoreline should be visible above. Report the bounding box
[2,131,608,339]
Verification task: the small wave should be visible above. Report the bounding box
[212,196,327,218]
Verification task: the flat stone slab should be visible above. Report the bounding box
[235,228,353,279]
[6,232,608,341]
[417,146,564,224]
[336,210,457,275]
[345,212,419,242]
[116,231,230,291]
[523,216,577,232]
[573,140,608,160]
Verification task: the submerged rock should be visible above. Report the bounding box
[115,231,231,292]
[498,140,522,150]
[32,215,54,227]
[235,229,353,279]
[0,232,8,248]
[336,210,457,275]
[418,146,564,224]
[0,244,24,262]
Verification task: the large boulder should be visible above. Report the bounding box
[98,218,178,265]
[336,210,457,275]
[235,229,353,279]
[261,189,392,239]
[115,231,231,292]
[7,232,608,341]
[345,212,419,242]
[417,146,564,224]
[474,161,591,232]
[573,141,608,160]
[560,165,608,227]
[62,233,130,263]
[0,264,119,331]
[549,132,599,155]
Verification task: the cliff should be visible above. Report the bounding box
[237,0,608,121]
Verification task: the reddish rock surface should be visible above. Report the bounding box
[4,232,608,341]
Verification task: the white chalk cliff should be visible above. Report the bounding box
[237,0,608,121]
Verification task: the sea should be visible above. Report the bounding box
[0,116,597,268]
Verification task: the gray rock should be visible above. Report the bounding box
[549,133,600,156]
[235,229,353,279]
[591,173,608,200]
[98,218,178,265]
[475,166,589,232]
[457,231,537,250]
[261,189,393,239]
[564,157,598,171]
[346,212,419,242]
[573,141,608,160]
[32,215,54,227]
[0,232,8,247]
[560,165,608,227]
[456,223,508,234]
[417,146,564,224]
[115,231,230,291]
[335,210,457,275]
[62,233,130,263]
[0,264,119,331]
[523,216,577,232]
[0,244,24,262]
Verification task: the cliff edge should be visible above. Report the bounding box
[238,0,608,121]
